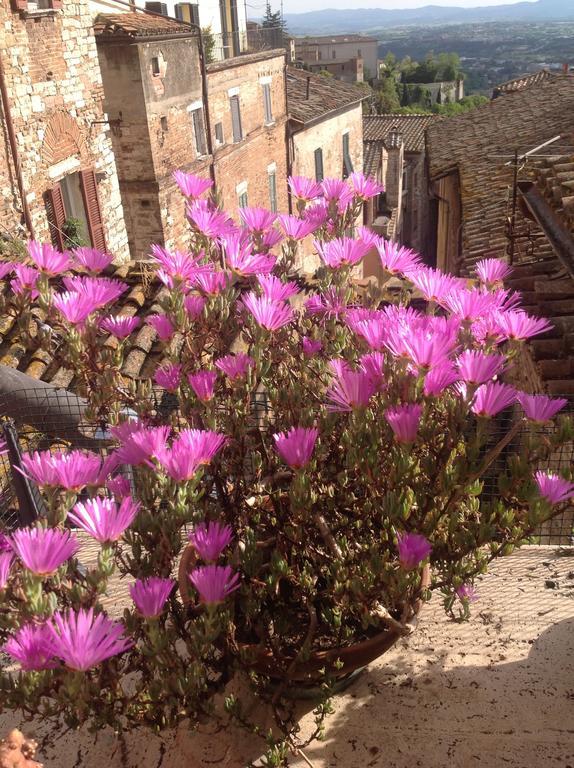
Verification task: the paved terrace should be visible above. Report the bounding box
[1,545,573,767]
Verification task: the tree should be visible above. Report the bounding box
[374,76,401,113]
[261,2,286,49]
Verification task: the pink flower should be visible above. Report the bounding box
[353,316,388,351]
[130,577,175,618]
[535,471,574,505]
[27,240,71,275]
[192,269,230,296]
[385,403,423,444]
[100,315,141,339]
[273,426,319,469]
[189,565,240,605]
[242,292,295,331]
[443,287,501,321]
[68,496,140,543]
[456,350,506,385]
[348,171,384,200]
[189,521,233,562]
[3,624,57,671]
[154,362,182,391]
[471,314,507,346]
[10,527,79,576]
[277,214,316,240]
[187,200,233,238]
[115,425,171,467]
[302,336,322,356]
[493,310,552,340]
[326,360,376,412]
[402,329,457,370]
[188,370,217,401]
[475,258,512,285]
[72,246,114,274]
[215,353,254,380]
[397,532,432,570]
[0,262,15,280]
[20,449,104,489]
[11,264,39,298]
[356,225,380,249]
[0,551,13,590]
[239,207,277,233]
[288,176,322,202]
[424,361,459,397]
[260,227,284,250]
[359,352,386,391]
[377,240,422,275]
[184,294,207,319]
[63,276,128,307]
[168,428,226,467]
[222,233,276,275]
[304,201,330,229]
[48,608,132,671]
[408,267,459,303]
[456,584,479,603]
[106,474,131,498]
[321,178,354,209]
[257,274,299,302]
[517,393,568,423]
[305,288,347,320]
[52,291,99,325]
[314,237,369,268]
[471,382,516,417]
[173,170,213,198]
[146,314,174,341]
[151,244,209,289]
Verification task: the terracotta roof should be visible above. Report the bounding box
[286,67,366,126]
[294,34,377,44]
[207,49,285,73]
[533,154,574,230]
[363,114,438,153]
[492,70,556,98]
[426,74,574,272]
[94,13,193,39]
[363,141,381,178]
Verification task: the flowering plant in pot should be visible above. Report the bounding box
[0,171,573,763]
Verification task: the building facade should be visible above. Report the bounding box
[0,0,129,259]
[294,35,378,82]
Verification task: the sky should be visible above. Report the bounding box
[274,0,538,14]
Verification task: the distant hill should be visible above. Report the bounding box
[283,0,574,34]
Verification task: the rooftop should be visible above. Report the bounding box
[363,114,439,153]
[207,48,285,73]
[294,34,378,45]
[94,12,193,39]
[492,69,556,98]
[286,67,366,126]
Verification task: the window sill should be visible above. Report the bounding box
[22,7,59,18]
[264,121,275,128]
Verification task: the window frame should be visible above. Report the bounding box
[314,147,324,182]
[230,94,243,143]
[342,132,353,179]
[262,82,273,125]
[191,107,207,157]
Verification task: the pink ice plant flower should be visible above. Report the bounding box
[173,170,213,198]
[516,393,568,423]
[107,474,132,498]
[10,527,79,576]
[397,532,432,570]
[215,353,254,380]
[3,624,57,671]
[188,370,217,401]
[239,207,277,233]
[303,201,330,228]
[130,577,175,618]
[456,584,479,603]
[326,360,376,412]
[48,608,132,671]
[192,269,230,296]
[257,274,299,302]
[187,200,233,238]
[0,262,15,280]
[493,310,552,341]
[184,294,207,319]
[20,449,104,489]
[27,240,71,275]
[470,382,516,417]
[321,177,354,208]
[424,361,459,397]
[288,176,322,202]
[68,496,140,543]
[189,521,233,562]
[475,258,512,285]
[277,214,316,240]
[151,244,209,289]
[314,236,369,268]
[456,350,506,385]
[222,233,276,275]
[402,329,458,371]
[385,403,423,444]
[242,292,295,331]
[273,426,319,470]
[158,430,226,482]
[0,551,13,590]
[356,225,380,249]
[348,171,384,200]
[146,314,175,341]
[153,362,182,391]
[443,287,502,321]
[305,287,347,320]
[63,276,128,307]
[100,315,141,339]
[408,267,460,303]
[114,425,171,466]
[534,471,574,505]
[377,240,422,275]
[71,247,114,274]
[302,336,322,356]
[52,291,99,325]
[11,264,39,298]
[359,352,386,391]
[189,565,240,605]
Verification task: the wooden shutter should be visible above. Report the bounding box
[44,185,66,250]
[343,133,353,178]
[80,169,107,251]
[314,148,324,182]
[268,171,277,213]
[263,84,273,124]
[11,0,28,10]
[230,96,242,143]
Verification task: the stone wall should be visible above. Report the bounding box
[0,0,129,261]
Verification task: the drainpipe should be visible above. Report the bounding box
[284,58,292,214]
[0,50,34,238]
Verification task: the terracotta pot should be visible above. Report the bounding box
[178,543,430,684]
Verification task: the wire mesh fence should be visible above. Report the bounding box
[0,387,572,544]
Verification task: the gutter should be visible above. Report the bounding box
[288,99,364,135]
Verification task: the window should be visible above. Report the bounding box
[11,0,62,11]
[151,57,161,76]
[262,83,273,125]
[318,51,322,61]
[230,95,243,143]
[332,49,336,59]
[357,48,362,57]
[160,116,168,131]
[191,107,207,156]
[268,168,277,213]
[314,148,324,182]
[238,190,248,208]
[214,122,224,145]
[44,170,106,251]
[342,132,353,178]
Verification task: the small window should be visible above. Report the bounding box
[230,95,243,143]
[314,148,324,182]
[342,133,353,179]
[160,116,168,131]
[151,57,161,76]
[357,48,362,57]
[318,51,322,61]
[268,170,277,213]
[332,49,336,59]
[214,122,224,145]
[238,190,248,208]
[262,83,273,125]
[191,108,207,156]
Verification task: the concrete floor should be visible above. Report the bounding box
[2,546,574,767]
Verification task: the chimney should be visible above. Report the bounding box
[384,127,404,210]
[562,62,569,74]
[306,76,311,99]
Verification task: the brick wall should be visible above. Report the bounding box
[0,0,129,261]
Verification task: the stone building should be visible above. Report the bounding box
[294,34,378,83]
[0,0,129,259]
[95,12,211,259]
[207,49,288,215]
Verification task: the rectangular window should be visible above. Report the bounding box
[268,170,277,213]
[262,83,273,124]
[342,133,353,178]
[151,56,160,76]
[230,95,243,143]
[214,122,224,145]
[332,49,336,59]
[357,48,362,57]
[238,190,248,208]
[314,148,324,182]
[191,108,207,156]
